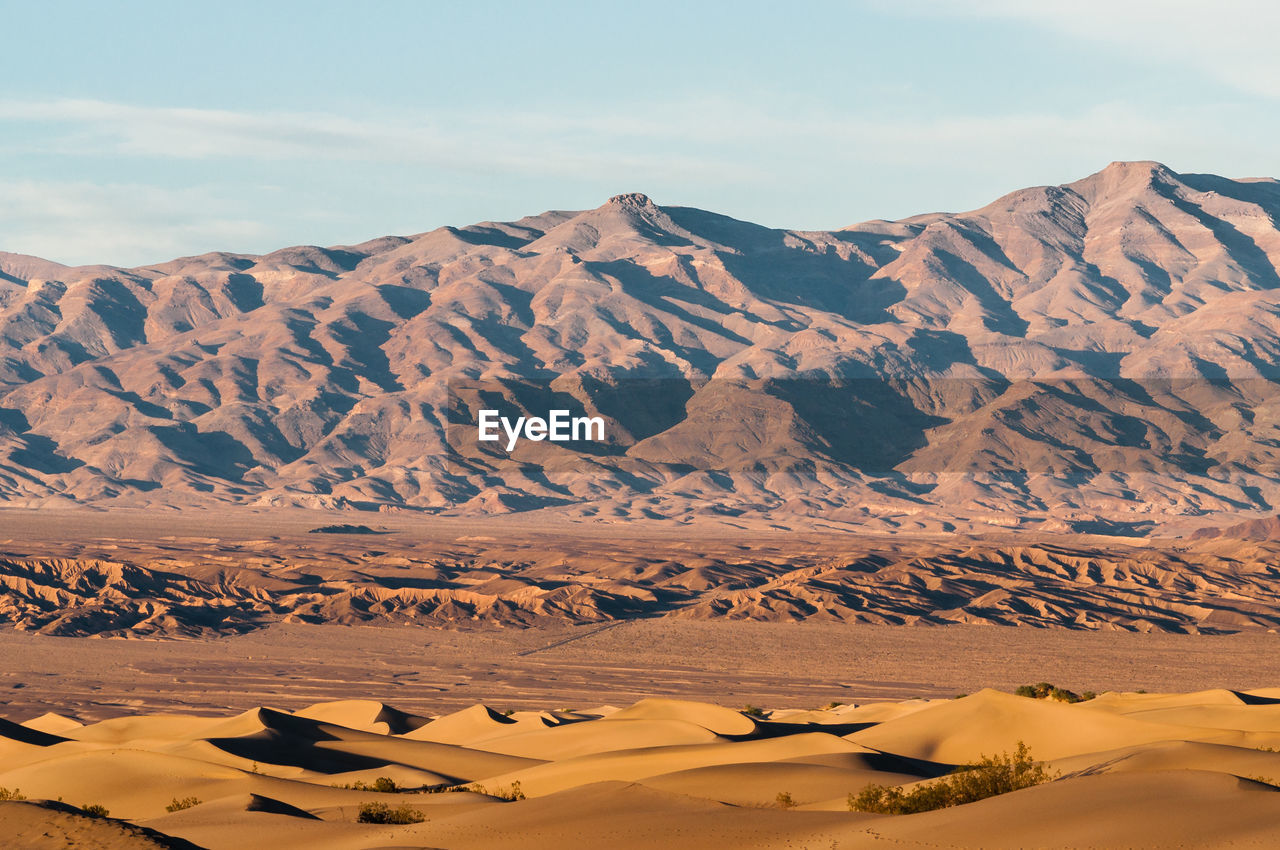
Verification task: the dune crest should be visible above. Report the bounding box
[3,690,1280,847]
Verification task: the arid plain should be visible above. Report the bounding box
[4,509,1280,847]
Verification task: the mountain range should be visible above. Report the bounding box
[4,161,1280,532]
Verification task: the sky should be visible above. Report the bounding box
[2,0,1278,266]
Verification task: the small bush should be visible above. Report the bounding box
[335,777,400,792]
[1013,683,1093,704]
[823,701,844,710]
[848,741,1054,815]
[775,791,796,809]
[0,787,26,801]
[166,796,202,812]
[80,803,111,818]
[742,705,766,719]
[356,801,425,824]
[488,781,525,801]
[452,781,524,800]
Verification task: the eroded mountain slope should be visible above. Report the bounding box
[3,162,1280,525]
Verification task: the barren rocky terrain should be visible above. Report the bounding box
[1,509,1280,638]
[4,162,1280,529]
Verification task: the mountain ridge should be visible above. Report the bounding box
[4,162,1280,531]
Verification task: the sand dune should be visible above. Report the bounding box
[603,697,759,735]
[846,687,1234,762]
[5,688,1280,847]
[1053,739,1280,779]
[403,704,529,745]
[465,716,721,760]
[475,732,869,798]
[0,716,66,747]
[293,700,431,736]
[19,712,83,735]
[855,771,1280,848]
[0,799,202,849]
[637,759,917,807]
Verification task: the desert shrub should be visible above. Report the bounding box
[453,781,524,801]
[775,791,796,809]
[848,741,1054,815]
[356,801,425,824]
[336,777,400,792]
[1013,683,1090,703]
[742,705,766,718]
[824,701,844,710]
[0,787,26,801]
[166,796,202,812]
[489,781,525,801]
[80,803,111,818]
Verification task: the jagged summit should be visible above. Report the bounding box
[1098,159,1172,178]
[523,190,701,257]
[607,192,658,208]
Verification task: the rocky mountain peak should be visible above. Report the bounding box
[607,192,658,209]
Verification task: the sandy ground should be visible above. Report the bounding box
[6,689,1280,848]
[1,620,1278,723]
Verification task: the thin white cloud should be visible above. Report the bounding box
[2,97,1275,265]
[919,0,1280,99]
[0,180,273,267]
[0,99,477,162]
[0,98,744,181]
[1,96,1263,172]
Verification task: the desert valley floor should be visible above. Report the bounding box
[4,509,1280,847]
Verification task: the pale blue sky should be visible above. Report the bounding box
[3,0,1277,266]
